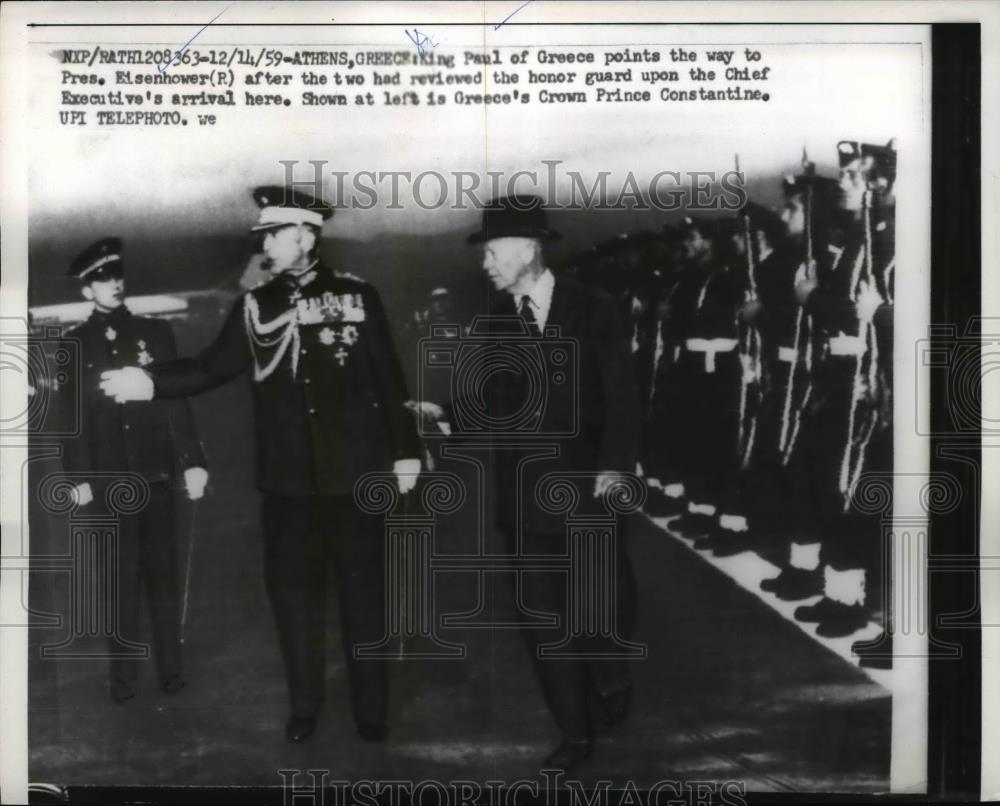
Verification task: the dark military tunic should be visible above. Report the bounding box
[150,266,420,496]
[60,306,205,481]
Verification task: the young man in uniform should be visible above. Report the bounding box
[60,237,208,703]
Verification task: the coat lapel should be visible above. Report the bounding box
[545,275,579,337]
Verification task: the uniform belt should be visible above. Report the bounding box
[777,346,798,363]
[684,338,738,374]
[827,335,866,356]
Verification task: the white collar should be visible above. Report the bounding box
[517,268,554,307]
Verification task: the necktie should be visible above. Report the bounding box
[519,294,540,336]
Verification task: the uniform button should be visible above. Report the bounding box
[111,349,118,355]
[304,378,311,384]
[309,408,317,415]
[124,424,131,430]
[301,348,308,355]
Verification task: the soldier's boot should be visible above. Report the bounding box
[762,541,823,600]
[706,514,754,556]
[644,481,687,517]
[672,502,716,539]
[814,566,870,638]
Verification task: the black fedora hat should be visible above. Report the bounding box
[467,194,561,243]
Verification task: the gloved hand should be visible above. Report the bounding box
[72,482,94,507]
[99,367,155,403]
[393,458,421,494]
[184,467,209,500]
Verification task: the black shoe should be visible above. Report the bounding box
[285,715,317,743]
[357,722,388,742]
[816,602,870,638]
[853,632,893,669]
[542,738,592,772]
[599,685,632,728]
[692,534,715,551]
[161,675,186,694]
[763,567,823,601]
[708,527,755,557]
[794,596,840,623]
[671,512,715,539]
[644,492,686,517]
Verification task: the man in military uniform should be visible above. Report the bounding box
[59,237,208,703]
[99,187,422,742]
[668,217,746,542]
[698,201,791,556]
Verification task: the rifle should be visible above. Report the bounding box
[779,148,816,465]
[735,154,763,469]
[837,188,881,511]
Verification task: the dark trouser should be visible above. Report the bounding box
[791,360,884,586]
[673,350,741,506]
[260,494,388,725]
[745,360,809,533]
[110,481,181,690]
[509,524,637,741]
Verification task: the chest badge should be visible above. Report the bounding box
[136,339,154,366]
[318,327,336,346]
[104,326,117,342]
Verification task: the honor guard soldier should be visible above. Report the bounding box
[767,142,894,638]
[98,188,422,742]
[59,237,208,703]
[702,201,792,556]
[668,217,746,542]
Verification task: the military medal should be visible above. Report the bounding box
[136,340,153,366]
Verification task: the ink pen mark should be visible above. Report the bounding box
[158,1,235,74]
[494,0,536,31]
[404,27,438,55]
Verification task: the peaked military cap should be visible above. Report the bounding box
[467,194,560,243]
[251,185,334,232]
[837,140,897,189]
[68,237,124,281]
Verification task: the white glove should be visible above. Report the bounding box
[72,482,94,507]
[99,367,155,403]
[184,467,209,500]
[393,458,421,494]
[855,280,884,323]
